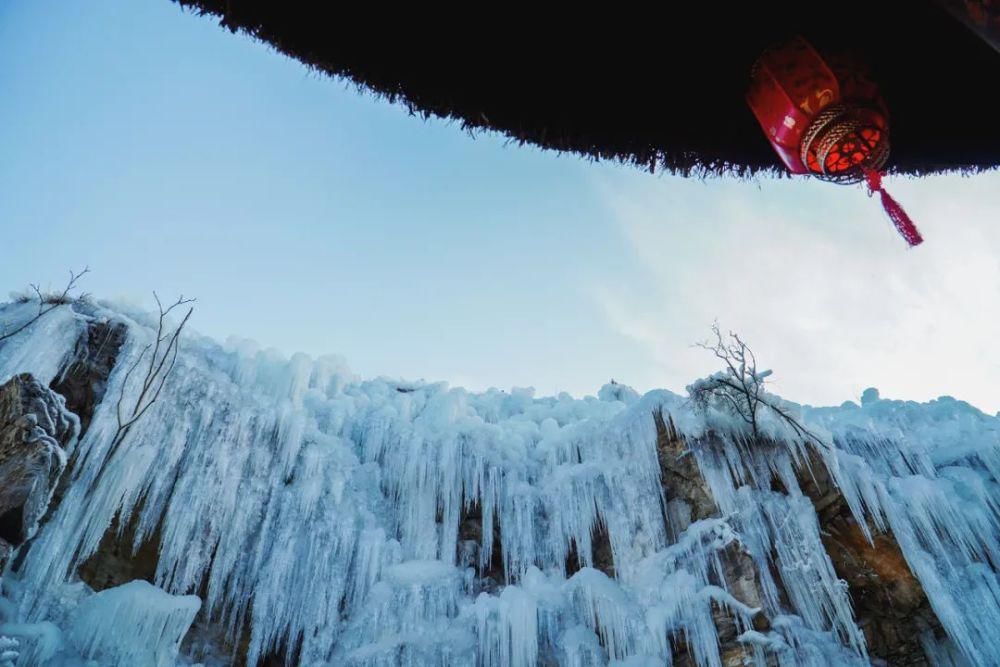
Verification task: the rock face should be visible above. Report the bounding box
[652,412,950,667]
[653,415,766,667]
[795,447,945,665]
[0,373,77,564]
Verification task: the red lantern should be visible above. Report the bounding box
[747,37,923,246]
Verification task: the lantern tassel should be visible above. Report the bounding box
[864,169,923,246]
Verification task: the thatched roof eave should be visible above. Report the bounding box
[174,1,1000,178]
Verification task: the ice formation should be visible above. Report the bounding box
[0,300,997,666]
[0,636,17,667]
[70,580,200,666]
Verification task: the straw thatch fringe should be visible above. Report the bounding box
[173,1,1000,178]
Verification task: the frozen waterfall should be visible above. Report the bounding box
[0,300,997,666]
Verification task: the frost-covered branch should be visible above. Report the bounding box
[691,323,823,447]
[0,267,89,343]
[693,323,768,437]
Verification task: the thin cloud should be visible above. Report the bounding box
[592,169,1000,413]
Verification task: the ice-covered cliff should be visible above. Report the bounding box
[0,300,998,666]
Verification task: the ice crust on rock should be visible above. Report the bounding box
[0,301,998,665]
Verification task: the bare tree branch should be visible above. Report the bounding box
[692,323,822,447]
[120,306,192,431]
[94,293,195,484]
[116,344,150,430]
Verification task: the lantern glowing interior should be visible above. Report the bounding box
[801,103,889,183]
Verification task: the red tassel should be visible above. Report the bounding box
[864,169,923,247]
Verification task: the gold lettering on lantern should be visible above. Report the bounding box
[799,89,835,115]
[783,116,796,129]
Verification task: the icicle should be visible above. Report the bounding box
[567,568,642,662]
[475,585,539,667]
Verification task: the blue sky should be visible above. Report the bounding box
[3,0,999,412]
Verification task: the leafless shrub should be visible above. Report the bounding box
[692,323,822,446]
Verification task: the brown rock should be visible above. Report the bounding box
[77,513,161,591]
[654,410,717,527]
[0,373,77,559]
[50,318,127,437]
